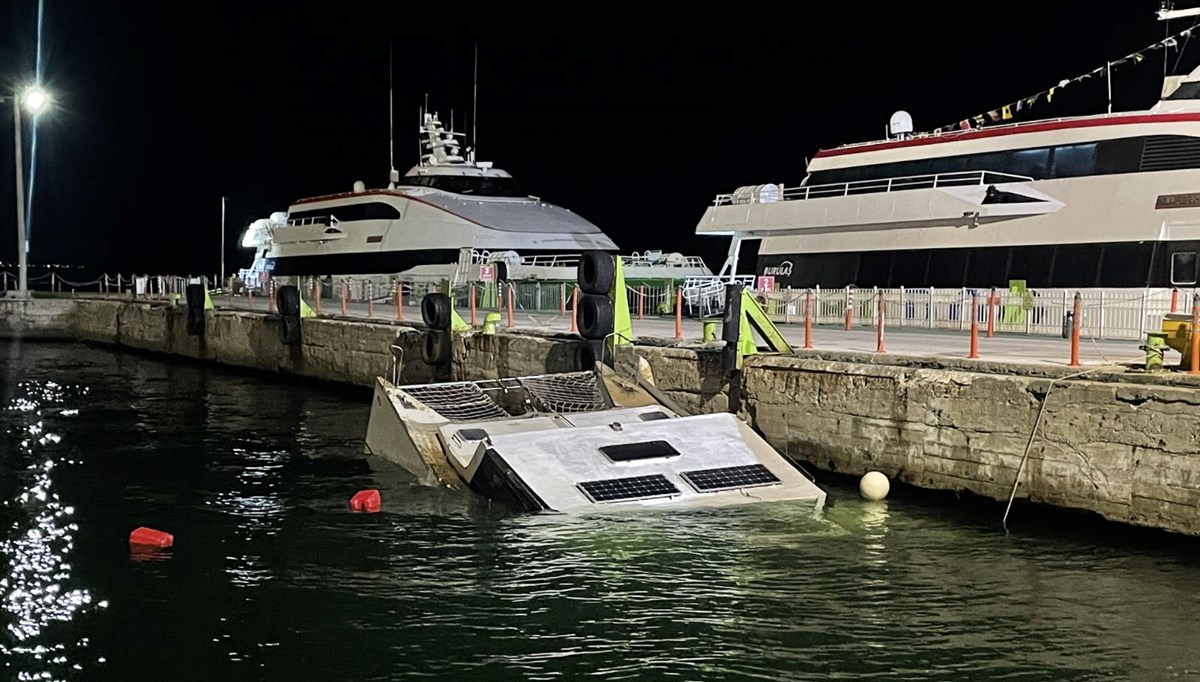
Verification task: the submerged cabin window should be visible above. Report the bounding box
[1172,251,1198,285]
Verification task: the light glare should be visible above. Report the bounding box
[21,87,48,114]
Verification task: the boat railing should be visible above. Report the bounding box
[466,251,710,271]
[712,170,1034,206]
[287,215,339,227]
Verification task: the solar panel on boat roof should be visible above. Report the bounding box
[682,464,781,493]
[577,474,680,503]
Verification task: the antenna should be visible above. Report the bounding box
[388,40,396,184]
[473,43,479,155]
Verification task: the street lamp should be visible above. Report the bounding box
[3,85,50,298]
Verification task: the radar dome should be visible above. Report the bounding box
[889,111,914,138]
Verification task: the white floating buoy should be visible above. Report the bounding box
[859,471,890,501]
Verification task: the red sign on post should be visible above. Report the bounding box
[479,265,495,282]
[756,275,775,292]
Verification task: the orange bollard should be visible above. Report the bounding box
[570,286,579,333]
[395,283,404,321]
[506,285,515,329]
[968,293,980,359]
[560,283,567,316]
[1171,288,1180,314]
[1191,294,1200,376]
[1069,292,1082,367]
[876,293,886,353]
[637,285,644,320]
[341,281,348,316]
[987,287,996,338]
[470,284,478,326]
[804,290,813,349]
[674,288,683,340]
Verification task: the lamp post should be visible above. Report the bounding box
[3,86,49,298]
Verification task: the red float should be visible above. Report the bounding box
[129,527,174,548]
[350,489,381,513]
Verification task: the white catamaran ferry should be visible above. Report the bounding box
[697,13,1200,291]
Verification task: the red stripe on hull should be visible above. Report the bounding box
[814,112,1200,159]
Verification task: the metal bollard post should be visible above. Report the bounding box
[470,284,478,327]
[570,286,579,334]
[804,289,813,350]
[560,283,566,316]
[1069,292,1082,367]
[227,277,233,308]
[341,281,348,316]
[969,293,980,359]
[844,287,854,331]
[987,287,996,338]
[674,288,683,340]
[395,283,404,321]
[637,285,644,320]
[1192,294,1200,375]
[367,285,375,318]
[506,285,515,329]
[876,293,886,353]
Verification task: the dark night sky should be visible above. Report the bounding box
[0,2,1192,276]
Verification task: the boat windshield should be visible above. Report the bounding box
[401,174,527,197]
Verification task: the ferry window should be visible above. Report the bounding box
[1050,144,1096,178]
[334,203,401,221]
[1172,252,1198,285]
[1167,81,1200,100]
[402,175,526,197]
[1008,148,1050,179]
[1094,137,1145,175]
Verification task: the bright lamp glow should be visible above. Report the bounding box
[21,87,48,113]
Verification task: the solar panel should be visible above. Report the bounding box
[577,474,680,503]
[682,464,781,493]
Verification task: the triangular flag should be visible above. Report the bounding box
[1134,52,1144,63]
[1015,99,1025,113]
[959,119,972,130]
[973,115,986,126]
[1001,105,1013,120]
[1025,95,1039,108]
[1047,87,1056,102]
[987,110,1001,122]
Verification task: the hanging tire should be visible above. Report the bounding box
[578,251,615,295]
[420,330,452,365]
[421,293,452,330]
[578,294,614,340]
[574,341,598,371]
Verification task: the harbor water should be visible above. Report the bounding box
[1,342,1197,681]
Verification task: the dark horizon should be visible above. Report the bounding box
[0,2,1191,277]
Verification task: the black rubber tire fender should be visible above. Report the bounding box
[421,293,452,330]
[578,294,614,340]
[420,330,452,365]
[577,251,616,295]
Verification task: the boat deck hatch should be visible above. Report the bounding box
[577,474,680,503]
[682,464,780,493]
[599,440,680,463]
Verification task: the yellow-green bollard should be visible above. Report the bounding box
[702,319,719,343]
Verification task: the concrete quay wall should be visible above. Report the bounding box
[4,297,1200,536]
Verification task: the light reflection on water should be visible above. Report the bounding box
[2,381,105,681]
[1,343,1199,681]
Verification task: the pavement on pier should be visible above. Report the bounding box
[210,294,1147,369]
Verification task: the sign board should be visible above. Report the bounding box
[1156,193,1200,209]
[756,275,775,292]
[479,265,495,282]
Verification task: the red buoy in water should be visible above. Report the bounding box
[349,489,381,513]
[129,527,174,548]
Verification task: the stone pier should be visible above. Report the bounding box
[3,296,1200,536]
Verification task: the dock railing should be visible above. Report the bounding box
[5,269,1190,343]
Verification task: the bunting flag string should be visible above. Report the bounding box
[927,22,1200,135]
